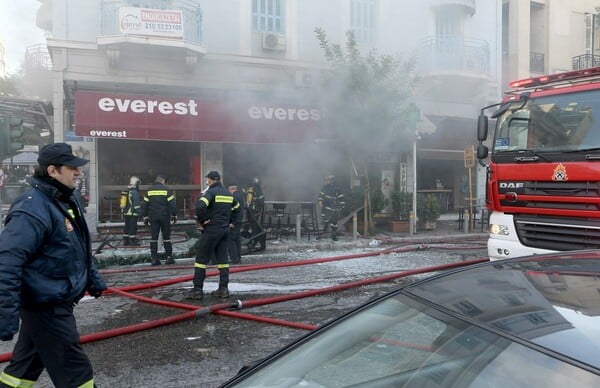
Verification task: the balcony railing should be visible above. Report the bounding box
[418,36,490,76]
[530,52,544,74]
[572,54,600,70]
[100,0,203,45]
[431,0,476,14]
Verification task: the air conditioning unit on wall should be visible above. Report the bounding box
[262,32,287,52]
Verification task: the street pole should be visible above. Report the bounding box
[407,103,420,235]
[411,131,417,235]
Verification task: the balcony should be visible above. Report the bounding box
[431,0,476,16]
[417,36,490,103]
[572,54,600,71]
[98,0,205,57]
[419,36,490,76]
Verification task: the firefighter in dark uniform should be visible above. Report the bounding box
[186,171,240,300]
[227,183,245,264]
[318,174,345,241]
[121,176,142,246]
[0,143,106,388]
[142,175,177,266]
[245,176,264,220]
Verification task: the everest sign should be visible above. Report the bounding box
[73,91,322,144]
[119,7,183,39]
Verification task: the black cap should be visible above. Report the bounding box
[206,170,221,181]
[38,143,89,167]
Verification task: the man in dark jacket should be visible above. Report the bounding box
[187,171,240,300]
[121,175,142,246]
[318,174,345,241]
[227,183,245,264]
[142,175,178,265]
[0,142,107,388]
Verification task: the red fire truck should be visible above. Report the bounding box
[477,67,600,260]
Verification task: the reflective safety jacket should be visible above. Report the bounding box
[196,181,241,229]
[0,176,107,340]
[142,182,177,219]
[318,183,345,211]
[123,187,142,216]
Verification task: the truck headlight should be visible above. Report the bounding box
[489,223,509,236]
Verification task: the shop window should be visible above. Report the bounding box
[351,0,375,44]
[252,0,283,33]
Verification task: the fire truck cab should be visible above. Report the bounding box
[477,67,600,260]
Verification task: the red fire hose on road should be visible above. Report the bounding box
[0,243,487,364]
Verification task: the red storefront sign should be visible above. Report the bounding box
[74,91,323,144]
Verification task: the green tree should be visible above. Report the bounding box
[315,28,419,233]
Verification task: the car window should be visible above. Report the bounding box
[471,341,599,387]
[228,294,600,387]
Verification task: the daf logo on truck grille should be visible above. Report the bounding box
[552,163,568,181]
[499,182,524,189]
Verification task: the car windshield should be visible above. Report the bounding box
[229,293,599,387]
[493,90,600,154]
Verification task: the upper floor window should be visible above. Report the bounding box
[253,0,283,33]
[351,0,375,44]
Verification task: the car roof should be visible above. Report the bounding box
[404,250,600,370]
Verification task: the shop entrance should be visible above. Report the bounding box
[97,139,202,222]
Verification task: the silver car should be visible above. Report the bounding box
[221,251,600,387]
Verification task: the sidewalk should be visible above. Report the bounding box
[92,212,488,267]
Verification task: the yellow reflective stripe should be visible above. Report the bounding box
[68,209,75,219]
[215,195,233,204]
[167,195,175,201]
[0,372,36,387]
[195,262,207,269]
[217,263,230,269]
[147,190,168,196]
[200,197,209,206]
[78,378,95,388]
[232,202,240,210]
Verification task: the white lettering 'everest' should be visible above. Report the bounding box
[98,97,198,116]
[248,106,321,121]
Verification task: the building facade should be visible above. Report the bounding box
[39,0,501,228]
[502,0,600,86]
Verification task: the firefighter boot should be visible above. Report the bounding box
[186,267,205,299]
[129,237,141,246]
[123,237,130,246]
[211,287,230,298]
[165,256,176,265]
[150,241,160,265]
[211,268,230,298]
[185,288,204,300]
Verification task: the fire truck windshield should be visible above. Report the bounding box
[493,89,600,154]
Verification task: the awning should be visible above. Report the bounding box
[2,151,39,166]
[73,91,325,144]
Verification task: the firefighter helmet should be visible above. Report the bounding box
[129,176,140,187]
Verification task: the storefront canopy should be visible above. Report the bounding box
[2,151,39,166]
[74,91,326,144]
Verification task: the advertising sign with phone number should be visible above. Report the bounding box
[119,7,183,39]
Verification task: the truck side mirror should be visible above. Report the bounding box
[477,144,489,160]
[477,114,488,141]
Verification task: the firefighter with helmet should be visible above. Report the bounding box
[121,176,142,246]
[245,176,265,219]
[318,174,345,241]
[142,175,178,265]
[187,170,241,300]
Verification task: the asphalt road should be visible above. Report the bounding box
[0,233,488,387]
